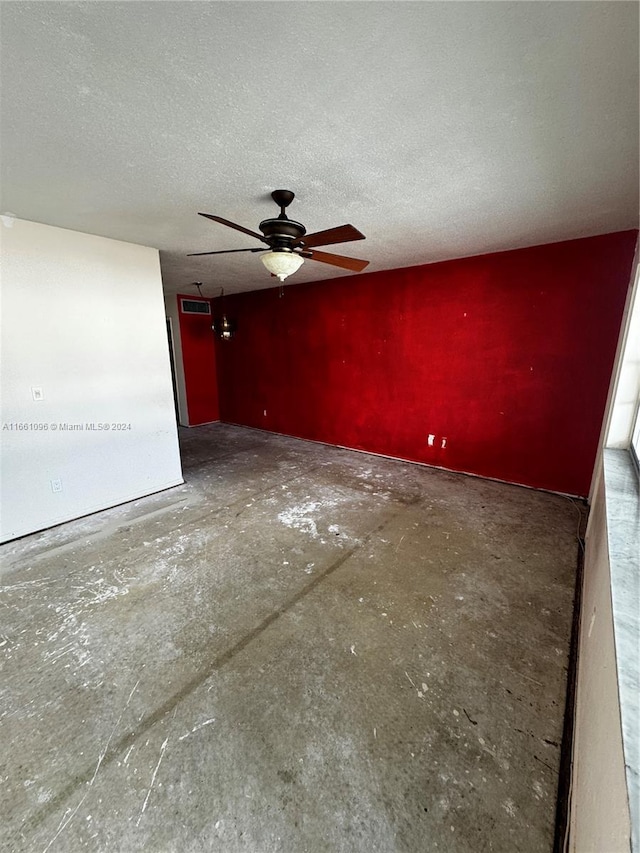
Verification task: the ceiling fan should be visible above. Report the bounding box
[188,190,369,282]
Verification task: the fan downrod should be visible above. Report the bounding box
[272,189,295,218]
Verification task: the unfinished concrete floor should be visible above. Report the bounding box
[1,424,580,852]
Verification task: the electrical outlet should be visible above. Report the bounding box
[51,479,63,493]
[427,434,435,446]
[263,410,267,417]
[32,386,44,401]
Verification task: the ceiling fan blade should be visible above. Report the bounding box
[187,247,266,256]
[198,213,268,243]
[303,249,369,272]
[297,224,365,249]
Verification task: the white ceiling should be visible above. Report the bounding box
[1,1,638,296]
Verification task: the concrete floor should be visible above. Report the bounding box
[1,424,580,852]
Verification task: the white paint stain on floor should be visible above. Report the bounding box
[277,497,349,540]
[178,718,216,741]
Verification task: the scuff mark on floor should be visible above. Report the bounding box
[136,737,169,826]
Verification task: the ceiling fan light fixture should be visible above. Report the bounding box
[260,250,304,282]
[191,190,368,276]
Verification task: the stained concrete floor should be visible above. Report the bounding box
[1,424,581,852]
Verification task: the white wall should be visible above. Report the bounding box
[0,218,183,543]
[569,462,631,852]
[164,294,189,426]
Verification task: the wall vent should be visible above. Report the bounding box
[180,299,211,315]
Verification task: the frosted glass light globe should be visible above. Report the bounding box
[260,251,304,282]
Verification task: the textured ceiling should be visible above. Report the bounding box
[1,1,638,296]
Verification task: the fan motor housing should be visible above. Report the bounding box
[259,217,306,251]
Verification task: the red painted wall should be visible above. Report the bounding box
[214,232,637,496]
[177,295,219,425]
